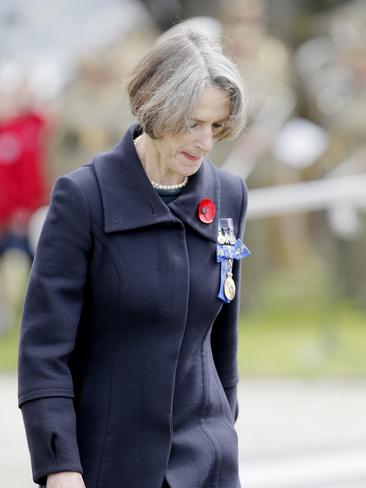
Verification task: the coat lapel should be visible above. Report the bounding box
[168,161,220,243]
[93,123,220,243]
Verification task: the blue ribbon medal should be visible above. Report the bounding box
[216,218,251,303]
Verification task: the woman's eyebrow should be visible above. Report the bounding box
[191,117,227,123]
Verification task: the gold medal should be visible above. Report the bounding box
[224,273,236,301]
[229,234,236,245]
[217,233,226,245]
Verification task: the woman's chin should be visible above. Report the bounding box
[176,158,204,177]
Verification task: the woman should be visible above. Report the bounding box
[18,30,250,488]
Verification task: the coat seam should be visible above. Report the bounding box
[91,233,123,488]
[164,221,191,479]
[69,163,128,488]
[199,334,222,488]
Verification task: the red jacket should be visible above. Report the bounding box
[0,111,47,225]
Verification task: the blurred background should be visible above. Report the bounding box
[1,0,366,486]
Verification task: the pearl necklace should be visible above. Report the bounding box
[133,134,189,191]
[150,176,188,190]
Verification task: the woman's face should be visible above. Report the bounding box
[153,85,231,178]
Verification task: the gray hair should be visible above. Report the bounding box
[126,30,247,140]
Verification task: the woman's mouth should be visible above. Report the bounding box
[182,151,200,161]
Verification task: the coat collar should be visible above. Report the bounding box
[93,123,220,243]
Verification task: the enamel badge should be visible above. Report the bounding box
[197,199,216,224]
[216,218,251,303]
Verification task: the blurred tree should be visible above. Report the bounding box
[138,0,219,30]
[267,0,350,46]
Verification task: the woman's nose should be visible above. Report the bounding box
[196,127,214,152]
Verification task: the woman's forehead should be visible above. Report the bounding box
[192,86,231,122]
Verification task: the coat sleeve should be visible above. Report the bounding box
[210,178,248,423]
[18,175,92,485]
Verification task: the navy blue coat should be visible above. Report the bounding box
[18,123,248,488]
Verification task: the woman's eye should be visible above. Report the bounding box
[189,122,198,129]
[213,123,223,130]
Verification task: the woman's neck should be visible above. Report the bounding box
[134,133,185,186]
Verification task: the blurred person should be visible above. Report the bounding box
[51,53,128,176]
[0,67,49,332]
[18,30,250,488]
[292,1,366,304]
[0,109,48,227]
[50,25,158,177]
[220,0,292,106]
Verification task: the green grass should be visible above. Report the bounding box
[0,320,20,371]
[238,302,366,377]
